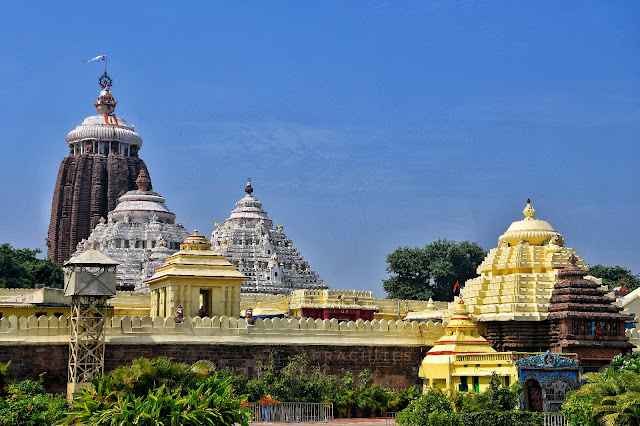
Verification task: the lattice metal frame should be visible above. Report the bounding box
[68,295,109,396]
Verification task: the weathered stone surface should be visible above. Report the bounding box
[548,257,633,370]
[0,344,426,394]
[47,154,149,263]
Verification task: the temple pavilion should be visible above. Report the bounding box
[145,231,245,318]
[211,179,328,295]
[73,169,188,291]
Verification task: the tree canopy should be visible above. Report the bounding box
[588,264,640,291]
[0,244,63,289]
[383,239,486,302]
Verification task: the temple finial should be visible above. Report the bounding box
[245,178,253,195]
[135,169,152,191]
[523,198,536,219]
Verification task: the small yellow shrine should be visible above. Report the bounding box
[419,298,518,393]
[145,231,245,318]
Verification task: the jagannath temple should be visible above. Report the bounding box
[47,73,150,263]
[72,169,188,291]
[211,179,327,295]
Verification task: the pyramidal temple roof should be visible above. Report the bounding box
[460,200,587,322]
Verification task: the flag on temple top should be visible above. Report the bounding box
[85,55,106,63]
[453,281,460,293]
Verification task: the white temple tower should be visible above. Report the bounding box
[211,179,328,295]
[74,169,188,291]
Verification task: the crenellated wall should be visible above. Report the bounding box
[0,314,441,394]
[0,314,444,346]
[627,328,640,352]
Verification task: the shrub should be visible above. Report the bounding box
[396,388,453,425]
[65,357,251,426]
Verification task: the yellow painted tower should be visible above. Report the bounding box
[460,200,588,352]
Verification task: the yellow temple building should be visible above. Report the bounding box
[145,231,245,318]
[459,200,590,352]
[419,298,517,393]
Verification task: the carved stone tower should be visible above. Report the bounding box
[47,74,150,263]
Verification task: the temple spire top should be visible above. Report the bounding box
[135,169,152,191]
[245,178,253,196]
[523,199,536,220]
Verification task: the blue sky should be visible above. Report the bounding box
[0,2,638,297]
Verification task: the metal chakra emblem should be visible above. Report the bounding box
[99,72,113,89]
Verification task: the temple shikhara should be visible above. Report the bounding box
[72,169,188,291]
[47,74,150,263]
[460,200,587,353]
[211,179,327,295]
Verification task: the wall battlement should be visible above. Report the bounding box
[0,314,444,347]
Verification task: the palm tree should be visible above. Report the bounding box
[567,369,640,425]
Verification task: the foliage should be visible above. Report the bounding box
[561,392,598,426]
[383,239,486,301]
[562,368,640,426]
[216,354,417,417]
[457,411,542,426]
[451,373,522,413]
[610,351,640,374]
[398,377,536,426]
[396,388,454,425]
[0,366,67,426]
[0,243,63,288]
[65,357,251,426]
[589,264,640,291]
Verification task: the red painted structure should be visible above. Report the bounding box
[300,307,376,322]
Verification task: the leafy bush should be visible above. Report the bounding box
[451,373,522,413]
[396,388,453,425]
[65,357,251,426]
[459,411,542,426]
[610,351,640,374]
[0,366,67,426]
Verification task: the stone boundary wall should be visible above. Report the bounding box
[0,343,427,395]
[0,315,444,346]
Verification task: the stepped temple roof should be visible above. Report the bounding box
[460,200,587,322]
[212,179,327,295]
[145,231,246,282]
[426,299,496,357]
[549,256,633,362]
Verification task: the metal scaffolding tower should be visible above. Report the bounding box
[64,249,118,401]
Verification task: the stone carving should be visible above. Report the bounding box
[211,179,327,295]
[72,169,188,292]
[516,350,579,368]
[48,83,149,263]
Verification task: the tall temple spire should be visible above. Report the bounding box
[47,76,151,263]
[245,178,253,195]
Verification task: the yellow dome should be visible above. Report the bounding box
[180,230,211,251]
[460,200,586,322]
[498,200,563,246]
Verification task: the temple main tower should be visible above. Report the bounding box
[47,74,150,263]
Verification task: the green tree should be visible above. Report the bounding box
[383,239,486,301]
[562,368,640,426]
[0,244,63,289]
[589,264,640,291]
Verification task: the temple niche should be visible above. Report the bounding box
[48,75,150,263]
[73,169,188,291]
[460,200,587,353]
[211,179,328,295]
